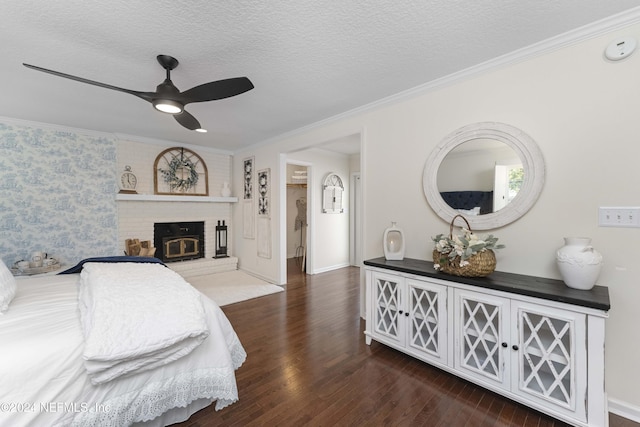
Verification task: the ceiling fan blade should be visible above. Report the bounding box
[24,57,250,133]
[180,77,254,104]
[23,63,156,103]
[174,110,201,130]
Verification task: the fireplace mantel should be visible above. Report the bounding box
[116,194,238,203]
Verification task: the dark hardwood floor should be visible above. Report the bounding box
[175,259,637,427]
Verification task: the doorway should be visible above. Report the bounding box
[280,132,362,285]
[286,162,309,273]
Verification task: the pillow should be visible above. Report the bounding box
[58,256,166,275]
[0,259,17,314]
[456,207,481,216]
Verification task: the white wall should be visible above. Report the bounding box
[232,22,640,414]
[349,153,361,174]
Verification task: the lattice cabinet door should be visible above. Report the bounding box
[371,272,405,346]
[406,279,448,364]
[454,289,510,390]
[511,302,587,422]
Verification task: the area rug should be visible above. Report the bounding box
[187,270,284,306]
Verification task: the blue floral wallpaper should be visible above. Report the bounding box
[0,121,118,267]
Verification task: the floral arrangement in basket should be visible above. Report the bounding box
[432,214,505,277]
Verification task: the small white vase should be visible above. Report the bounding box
[383,222,405,261]
[221,182,231,197]
[556,237,603,290]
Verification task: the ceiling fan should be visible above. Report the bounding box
[23,55,254,132]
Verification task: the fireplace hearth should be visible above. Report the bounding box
[154,221,205,263]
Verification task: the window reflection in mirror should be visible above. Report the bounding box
[494,164,523,211]
[436,138,523,215]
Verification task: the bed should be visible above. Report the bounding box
[439,190,494,215]
[0,258,246,427]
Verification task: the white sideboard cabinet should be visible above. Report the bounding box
[370,270,448,366]
[364,258,610,427]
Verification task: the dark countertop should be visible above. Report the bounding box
[364,257,610,311]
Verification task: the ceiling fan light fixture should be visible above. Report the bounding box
[24,55,254,132]
[195,128,207,133]
[153,99,183,114]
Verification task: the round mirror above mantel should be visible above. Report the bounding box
[423,122,545,230]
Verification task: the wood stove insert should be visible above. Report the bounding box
[153,221,205,263]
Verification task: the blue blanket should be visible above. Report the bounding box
[58,256,166,275]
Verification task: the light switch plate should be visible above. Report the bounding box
[598,207,640,227]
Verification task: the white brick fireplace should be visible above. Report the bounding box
[116,139,238,274]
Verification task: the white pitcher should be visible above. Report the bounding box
[556,237,602,290]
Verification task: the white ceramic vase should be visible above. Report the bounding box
[556,237,602,290]
[221,182,231,197]
[383,222,405,260]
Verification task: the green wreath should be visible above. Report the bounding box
[160,156,199,191]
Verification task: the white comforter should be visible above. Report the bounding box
[79,263,209,384]
[0,271,246,427]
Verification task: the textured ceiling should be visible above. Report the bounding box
[2,1,639,152]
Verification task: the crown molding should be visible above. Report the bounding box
[0,116,116,140]
[114,133,234,155]
[240,6,640,154]
[0,116,232,155]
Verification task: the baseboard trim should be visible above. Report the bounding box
[238,267,275,284]
[609,398,640,423]
[312,262,351,274]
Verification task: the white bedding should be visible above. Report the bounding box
[0,271,246,427]
[79,263,209,385]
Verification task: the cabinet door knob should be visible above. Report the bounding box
[398,310,403,315]
[502,342,508,348]
[512,345,519,351]
[405,312,409,317]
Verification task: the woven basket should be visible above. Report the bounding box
[433,215,496,278]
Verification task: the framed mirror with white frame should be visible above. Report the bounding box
[423,122,545,230]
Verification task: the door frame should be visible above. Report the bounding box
[279,156,313,285]
[349,172,361,266]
